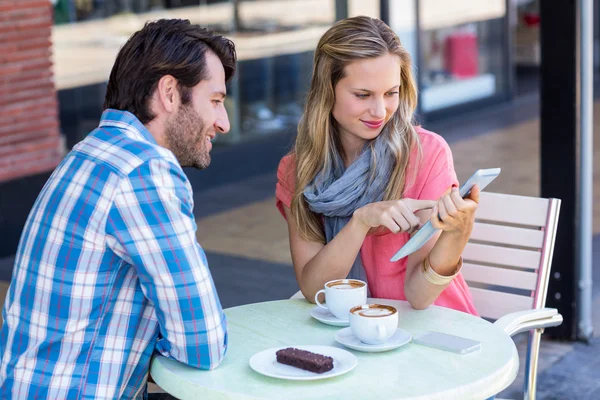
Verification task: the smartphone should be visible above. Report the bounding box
[389,168,501,261]
[412,331,481,355]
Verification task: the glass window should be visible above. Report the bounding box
[387,0,418,80]
[52,0,344,146]
[52,1,237,146]
[512,0,540,96]
[348,0,379,19]
[226,0,336,143]
[418,0,508,113]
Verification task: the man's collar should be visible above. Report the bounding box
[99,109,158,145]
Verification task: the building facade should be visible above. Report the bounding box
[0,0,63,183]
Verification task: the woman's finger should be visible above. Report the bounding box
[394,201,419,233]
[466,184,480,204]
[381,213,402,234]
[396,203,421,231]
[390,209,411,232]
[449,187,469,211]
[402,198,437,212]
[430,205,443,229]
[443,192,458,216]
[438,197,449,221]
[408,212,421,232]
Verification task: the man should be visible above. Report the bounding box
[0,19,235,399]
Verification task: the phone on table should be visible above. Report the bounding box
[412,331,481,355]
[390,168,501,261]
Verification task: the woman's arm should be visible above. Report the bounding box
[404,185,479,309]
[284,198,437,302]
[284,206,368,302]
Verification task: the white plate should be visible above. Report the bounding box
[310,306,349,327]
[334,327,412,353]
[249,345,357,381]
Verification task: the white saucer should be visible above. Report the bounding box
[310,306,349,327]
[334,327,412,353]
[249,345,357,381]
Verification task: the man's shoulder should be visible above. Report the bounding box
[74,127,179,177]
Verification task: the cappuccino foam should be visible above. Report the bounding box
[355,308,393,317]
[327,279,365,289]
[332,284,354,289]
[350,304,397,318]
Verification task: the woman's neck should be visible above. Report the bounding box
[339,134,367,168]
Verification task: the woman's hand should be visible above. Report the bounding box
[353,198,437,234]
[430,185,480,237]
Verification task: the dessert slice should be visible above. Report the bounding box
[275,347,334,373]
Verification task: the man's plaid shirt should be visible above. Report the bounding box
[0,109,227,399]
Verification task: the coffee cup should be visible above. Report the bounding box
[349,304,398,345]
[314,279,367,321]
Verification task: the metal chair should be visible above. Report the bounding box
[290,192,563,400]
[462,192,563,400]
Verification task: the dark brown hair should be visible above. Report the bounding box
[104,19,236,123]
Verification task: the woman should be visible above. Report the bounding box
[275,16,478,315]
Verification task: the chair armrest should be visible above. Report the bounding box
[493,308,563,336]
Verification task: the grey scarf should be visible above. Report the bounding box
[303,134,394,288]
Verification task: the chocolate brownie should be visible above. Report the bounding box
[275,347,334,373]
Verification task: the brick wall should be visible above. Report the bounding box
[0,0,63,183]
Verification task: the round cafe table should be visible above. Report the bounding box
[150,299,519,400]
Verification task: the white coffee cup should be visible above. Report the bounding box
[314,279,367,321]
[349,304,398,345]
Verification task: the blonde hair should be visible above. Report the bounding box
[291,16,420,243]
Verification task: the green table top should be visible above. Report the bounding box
[150,299,519,400]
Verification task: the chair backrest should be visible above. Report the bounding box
[462,192,561,320]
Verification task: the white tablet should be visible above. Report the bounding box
[389,168,501,262]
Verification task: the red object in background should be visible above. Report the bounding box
[444,32,479,78]
[523,13,541,26]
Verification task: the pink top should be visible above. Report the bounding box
[276,127,478,315]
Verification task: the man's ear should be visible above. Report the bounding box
[155,75,180,114]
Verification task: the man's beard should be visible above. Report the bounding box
[164,104,212,170]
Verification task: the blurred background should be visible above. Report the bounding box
[0,1,599,397]
[2,0,567,232]
[49,0,529,145]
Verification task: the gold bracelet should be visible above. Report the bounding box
[421,255,463,286]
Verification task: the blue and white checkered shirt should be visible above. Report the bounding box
[0,109,228,399]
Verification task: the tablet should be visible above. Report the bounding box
[389,168,501,262]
